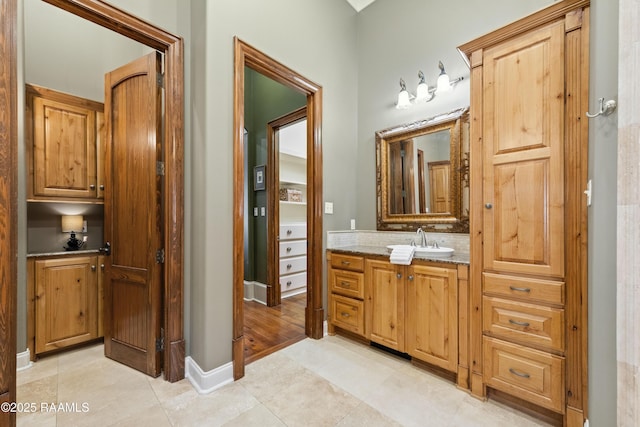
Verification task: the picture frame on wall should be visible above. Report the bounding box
[254,165,266,191]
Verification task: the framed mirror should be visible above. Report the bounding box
[376,107,469,232]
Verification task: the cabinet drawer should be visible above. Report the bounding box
[330,269,364,299]
[280,271,306,292]
[279,240,307,258]
[330,294,365,336]
[483,297,564,352]
[330,253,364,272]
[483,337,564,413]
[280,223,306,240]
[279,255,306,275]
[483,272,564,306]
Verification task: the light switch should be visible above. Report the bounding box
[260,207,266,216]
[324,202,333,214]
[253,207,258,217]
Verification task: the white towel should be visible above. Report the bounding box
[389,245,415,265]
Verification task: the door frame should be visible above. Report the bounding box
[233,37,323,380]
[266,106,308,307]
[0,0,185,391]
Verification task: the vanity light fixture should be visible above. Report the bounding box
[396,78,413,109]
[395,61,464,109]
[61,214,84,251]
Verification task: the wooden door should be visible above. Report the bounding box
[482,20,565,278]
[103,52,163,377]
[35,256,98,354]
[31,94,97,199]
[366,259,404,352]
[405,264,458,372]
[428,161,451,213]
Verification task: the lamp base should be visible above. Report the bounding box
[64,232,84,251]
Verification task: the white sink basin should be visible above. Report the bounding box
[414,246,454,258]
[387,244,454,258]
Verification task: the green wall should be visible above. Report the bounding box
[244,68,306,283]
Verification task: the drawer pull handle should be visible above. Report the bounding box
[287,229,292,235]
[340,312,351,318]
[286,281,292,287]
[340,281,351,288]
[509,319,530,327]
[287,264,292,269]
[509,286,531,293]
[286,247,292,252]
[509,368,531,379]
[341,261,351,266]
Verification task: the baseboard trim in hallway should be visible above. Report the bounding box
[185,356,234,394]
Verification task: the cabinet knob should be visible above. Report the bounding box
[286,247,292,252]
[100,264,105,270]
[408,275,414,281]
[286,281,292,287]
[90,184,96,190]
[286,264,292,269]
[91,265,96,271]
[99,184,105,190]
[396,273,402,279]
[287,229,292,235]
[485,203,493,209]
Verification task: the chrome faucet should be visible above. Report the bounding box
[416,228,427,247]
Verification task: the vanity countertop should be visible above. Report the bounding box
[27,249,101,258]
[328,245,469,265]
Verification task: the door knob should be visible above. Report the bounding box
[99,242,111,256]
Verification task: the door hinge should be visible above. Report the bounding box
[156,248,165,264]
[156,161,165,176]
[157,72,164,88]
[156,328,165,352]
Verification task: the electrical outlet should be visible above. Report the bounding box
[350,219,356,230]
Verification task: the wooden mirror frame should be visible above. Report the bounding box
[376,107,469,232]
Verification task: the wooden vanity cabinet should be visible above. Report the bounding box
[328,250,469,381]
[26,84,105,202]
[28,254,104,357]
[365,258,459,372]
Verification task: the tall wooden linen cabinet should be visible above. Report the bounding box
[458,1,589,425]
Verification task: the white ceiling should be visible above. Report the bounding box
[345,0,377,12]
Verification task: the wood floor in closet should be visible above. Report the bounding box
[243,292,307,364]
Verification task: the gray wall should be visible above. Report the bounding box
[588,1,619,425]
[188,0,358,371]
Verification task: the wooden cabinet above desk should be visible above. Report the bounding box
[26,84,105,202]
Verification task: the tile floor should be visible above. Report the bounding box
[17,335,551,426]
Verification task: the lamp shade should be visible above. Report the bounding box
[61,215,83,232]
[437,61,451,93]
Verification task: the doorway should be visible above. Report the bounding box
[233,38,324,380]
[0,8,184,425]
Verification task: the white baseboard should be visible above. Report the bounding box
[243,281,267,305]
[17,349,32,371]
[185,356,234,395]
[323,320,328,336]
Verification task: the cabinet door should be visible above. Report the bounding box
[482,20,565,278]
[35,256,98,354]
[406,264,458,372]
[366,259,404,351]
[32,96,98,198]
